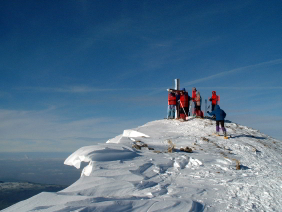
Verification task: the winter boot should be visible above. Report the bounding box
[223,127,227,138]
[214,126,219,136]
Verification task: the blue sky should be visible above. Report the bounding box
[1,0,282,152]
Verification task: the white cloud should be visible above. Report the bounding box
[197,86,282,90]
[18,86,119,93]
[181,58,282,87]
[0,108,145,152]
[148,58,282,95]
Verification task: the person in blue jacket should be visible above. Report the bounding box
[207,105,227,137]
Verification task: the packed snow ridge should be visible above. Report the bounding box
[4,118,282,212]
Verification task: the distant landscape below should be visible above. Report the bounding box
[0,152,83,185]
[0,181,66,210]
[0,152,83,210]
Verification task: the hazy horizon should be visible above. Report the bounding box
[0,152,82,186]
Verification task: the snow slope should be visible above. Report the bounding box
[3,118,282,212]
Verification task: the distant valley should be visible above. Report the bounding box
[0,181,66,210]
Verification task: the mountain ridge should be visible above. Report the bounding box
[3,118,282,212]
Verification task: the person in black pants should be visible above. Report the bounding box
[207,105,227,137]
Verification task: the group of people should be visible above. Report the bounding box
[167,87,227,137]
[167,87,204,119]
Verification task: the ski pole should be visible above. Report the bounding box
[179,101,187,117]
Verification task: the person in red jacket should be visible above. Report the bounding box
[191,87,197,116]
[179,88,191,119]
[209,91,219,112]
[167,91,177,119]
[209,91,219,119]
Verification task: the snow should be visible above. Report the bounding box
[122,129,150,138]
[3,118,282,212]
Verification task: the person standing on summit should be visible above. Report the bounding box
[209,91,219,112]
[194,91,202,116]
[179,88,191,119]
[191,87,197,116]
[209,91,219,119]
[167,91,177,119]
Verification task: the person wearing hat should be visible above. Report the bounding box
[167,91,177,119]
[179,88,191,119]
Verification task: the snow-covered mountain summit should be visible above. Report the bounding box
[3,118,282,212]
